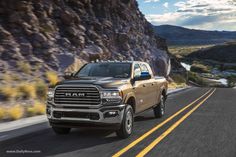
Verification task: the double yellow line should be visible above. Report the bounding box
[113,88,216,157]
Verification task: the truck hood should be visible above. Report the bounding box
[56,77,130,88]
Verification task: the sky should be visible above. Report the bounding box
[137,0,236,31]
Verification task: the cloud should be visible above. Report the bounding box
[163,2,169,8]
[181,15,219,26]
[144,0,160,3]
[145,0,236,30]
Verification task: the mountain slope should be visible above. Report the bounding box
[154,25,236,46]
[0,0,171,77]
[187,42,236,63]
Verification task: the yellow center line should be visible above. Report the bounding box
[112,88,213,157]
[136,88,216,157]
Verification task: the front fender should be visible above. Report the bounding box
[122,92,136,104]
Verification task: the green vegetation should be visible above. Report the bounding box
[227,75,236,87]
[190,63,212,73]
[188,71,208,86]
[171,74,186,84]
[169,45,213,57]
[169,74,187,89]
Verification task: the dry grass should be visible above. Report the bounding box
[190,63,211,73]
[169,45,214,56]
[17,61,31,74]
[0,107,6,120]
[168,82,187,89]
[27,101,45,116]
[0,86,18,100]
[2,73,12,82]
[7,105,24,120]
[34,80,48,100]
[17,83,36,99]
[46,71,59,85]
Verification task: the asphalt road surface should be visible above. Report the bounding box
[1,87,236,157]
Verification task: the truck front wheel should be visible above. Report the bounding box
[153,95,165,118]
[116,105,134,138]
[52,127,71,135]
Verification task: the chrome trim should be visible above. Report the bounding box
[53,84,102,107]
[47,104,125,124]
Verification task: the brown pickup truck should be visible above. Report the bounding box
[47,61,168,138]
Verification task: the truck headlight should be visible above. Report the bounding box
[101,91,122,99]
[47,88,54,99]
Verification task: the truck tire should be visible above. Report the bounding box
[52,127,71,135]
[153,94,165,118]
[116,105,134,139]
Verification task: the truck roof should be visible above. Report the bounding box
[91,60,147,64]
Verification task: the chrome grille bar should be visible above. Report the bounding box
[54,85,101,106]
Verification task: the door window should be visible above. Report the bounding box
[140,64,149,73]
[134,64,141,77]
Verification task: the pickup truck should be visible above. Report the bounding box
[47,61,168,138]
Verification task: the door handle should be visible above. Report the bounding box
[143,84,146,87]
[152,83,155,86]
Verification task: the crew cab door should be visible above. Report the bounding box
[139,63,158,109]
[132,64,147,113]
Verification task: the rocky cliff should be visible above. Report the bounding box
[0,0,171,78]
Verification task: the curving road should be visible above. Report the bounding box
[1,87,236,157]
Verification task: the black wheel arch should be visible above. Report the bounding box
[125,96,136,113]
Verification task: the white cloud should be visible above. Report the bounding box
[144,0,160,3]
[145,0,236,30]
[163,2,169,8]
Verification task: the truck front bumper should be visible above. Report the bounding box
[47,104,125,129]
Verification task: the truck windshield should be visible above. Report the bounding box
[75,63,131,78]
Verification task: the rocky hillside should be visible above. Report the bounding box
[0,0,172,78]
[154,25,236,46]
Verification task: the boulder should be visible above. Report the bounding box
[61,10,74,25]
[32,33,47,43]
[20,43,33,55]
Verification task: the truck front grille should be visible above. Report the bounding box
[54,86,101,106]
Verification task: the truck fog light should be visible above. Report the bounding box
[104,111,119,118]
[46,106,51,115]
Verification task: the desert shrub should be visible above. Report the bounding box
[27,101,45,116]
[0,85,18,100]
[7,105,24,120]
[168,82,186,89]
[190,63,211,73]
[17,83,36,99]
[171,74,186,84]
[17,61,31,74]
[34,80,48,100]
[0,107,6,120]
[188,71,207,86]
[46,71,58,85]
[32,63,42,72]
[2,73,12,82]
[227,75,236,87]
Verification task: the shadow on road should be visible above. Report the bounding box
[1,128,120,157]
[135,116,156,122]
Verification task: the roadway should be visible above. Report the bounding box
[0,87,236,157]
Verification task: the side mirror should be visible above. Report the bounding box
[134,72,151,81]
[63,72,74,79]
